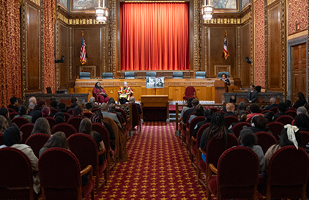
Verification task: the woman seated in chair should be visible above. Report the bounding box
[93,82,109,104]
[118,82,133,104]
[39,131,67,157]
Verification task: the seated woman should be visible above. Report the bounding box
[293,92,307,109]
[70,106,85,119]
[0,116,9,133]
[15,106,32,122]
[294,114,309,132]
[248,115,272,134]
[93,82,109,104]
[246,104,263,121]
[42,107,52,117]
[118,82,133,104]
[39,131,68,157]
[31,117,51,136]
[188,104,204,123]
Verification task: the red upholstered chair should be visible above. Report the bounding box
[0,133,3,145]
[131,103,141,133]
[230,122,251,138]
[67,133,107,193]
[187,116,205,157]
[20,123,34,144]
[288,107,297,111]
[11,117,30,128]
[210,107,218,113]
[299,131,309,149]
[9,112,19,120]
[115,108,128,126]
[51,123,77,138]
[255,131,277,154]
[83,112,93,118]
[45,117,56,129]
[269,107,278,114]
[0,147,36,200]
[68,109,73,115]
[111,112,123,124]
[25,133,50,158]
[8,108,16,113]
[183,86,195,100]
[224,116,239,128]
[275,115,294,125]
[258,146,309,200]
[91,108,100,113]
[285,110,297,119]
[267,122,284,141]
[182,112,194,146]
[63,112,70,122]
[216,110,226,115]
[38,148,95,200]
[191,122,210,169]
[207,146,260,200]
[68,117,83,132]
[262,110,271,114]
[50,108,59,117]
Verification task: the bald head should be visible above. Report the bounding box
[226,103,235,112]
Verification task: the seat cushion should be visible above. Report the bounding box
[82,177,95,198]
[208,175,218,195]
[191,145,197,157]
[198,160,206,172]
[99,160,107,174]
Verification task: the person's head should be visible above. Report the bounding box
[294,114,309,129]
[230,96,236,104]
[250,84,255,91]
[54,112,65,119]
[221,73,226,79]
[251,115,267,129]
[204,112,227,141]
[279,126,302,148]
[43,131,67,150]
[89,97,95,104]
[285,100,292,108]
[194,104,204,116]
[0,115,9,133]
[129,96,135,103]
[18,106,29,116]
[108,104,116,112]
[79,118,93,136]
[31,110,42,123]
[42,107,50,117]
[31,117,51,135]
[187,98,194,108]
[191,99,199,108]
[10,97,17,105]
[239,111,247,122]
[238,101,246,111]
[85,103,92,110]
[238,129,257,148]
[297,92,305,100]
[16,98,22,107]
[264,111,275,123]
[123,82,128,88]
[277,102,287,113]
[297,106,307,115]
[226,103,235,112]
[0,108,9,120]
[101,104,109,112]
[34,100,46,111]
[58,103,66,111]
[3,124,21,146]
[95,82,101,88]
[72,106,83,117]
[29,96,37,105]
[108,98,116,104]
[269,98,276,105]
[71,97,78,104]
[90,110,104,124]
[50,100,58,109]
[249,104,260,113]
[304,103,309,112]
[204,108,213,122]
[55,116,65,124]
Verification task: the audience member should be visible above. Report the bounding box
[224,103,237,117]
[183,98,199,124]
[188,104,204,123]
[67,97,78,111]
[294,114,309,132]
[16,98,23,108]
[297,106,307,115]
[293,92,307,109]
[70,106,84,118]
[15,106,32,122]
[285,100,292,109]
[84,103,93,113]
[236,101,246,115]
[238,129,265,172]
[39,131,67,157]
[88,97,96,107]
[274,102,287,120]
[247,115,272,134]
[31,117,51,136]
[246,104,263,121]
[0,116,9,133]
[0,108,11,124]
[265,98,277,110]
[55,116,65,124]
[33,100,46,111]
[58,103,67,112]
[129,96,142,114]
[42,107,52,117]
[31,110,42,124]
[0,124,40,194]
[264,111,274,123]
[101,104,121,127]
[109,104,125,123]
[229,111,247,129]
[50,100,58,109]
[28,96,37,109]
[8,97,19,112]
[180,98,194,119]
[108,98,116,104]
[192,108,213,138]
[222,96,237,112]
[247,84,257,103]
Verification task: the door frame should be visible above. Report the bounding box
[287,35,308,101]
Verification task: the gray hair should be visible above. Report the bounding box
[297,106,307,115]
[270,98,276,104]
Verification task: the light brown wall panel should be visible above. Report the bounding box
[241,22,251,87]
[58,21,70,89]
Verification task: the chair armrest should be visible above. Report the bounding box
[98,149,106,156]
[191,136,197,142]
[199,147,206,155]
[80,165,93,176]
[209,164,217,174]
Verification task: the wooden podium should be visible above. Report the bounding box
[214,80,227,104]
[141,95,169,121]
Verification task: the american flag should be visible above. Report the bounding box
[223,31,229,60]
[80,33,86,65]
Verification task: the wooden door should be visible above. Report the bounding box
[291,43,307,102]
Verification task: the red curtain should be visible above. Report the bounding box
[120,3,190,71]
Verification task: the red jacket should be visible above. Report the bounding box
[93,87,106,96]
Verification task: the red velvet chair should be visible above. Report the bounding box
[8,108,16,113]
[63,112,70,122]
[262,110,271,114]
[299,131,309,150]
[207,146,260,200]
[38,148,95,200]
[91,108,100,113]
[9,112,19,120]
[20,123,34,144]
[182,112,194,146]
[131,103,141,133]
[68,117,83,132]
[255,131,277,154]
[50,108,59,116]
[25,133,50,158]
[288,107,297,111]
[51,123,77,138]
[0,147,36,200]
[210,107,218,113]
[68,109,73,115]
[258,146,309,200]
[11,117,30,128]
[67,133,107,193]
[115,108,128,127]
[183,86,195,100]
[83,112,93,118]
[267,122,284,141]
[187,116,205,156]
[224,116,239,128]
[0,133,3,145]
[269,107,278,114]
[216,110,226,115]
[275,115,294,125]
[230,122,251,138]
[285,110,297,119]
[45,117,56,129]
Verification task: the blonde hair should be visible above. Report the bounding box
[0,116,9,133]
[31,117,51,135]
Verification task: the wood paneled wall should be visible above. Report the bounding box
[240,21,252,87]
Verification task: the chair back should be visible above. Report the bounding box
[0,133,3,145]
[299,131,309,149]
[51,123,77,138]
[38,148,82,199]
[195,71,206,78]
[230,122,251,138]
[172,72,183,79]
[267,122,284,141]
[255,131,277,154]
[11,117,29,128]
[45,117,56,129]
[68,109,73,115]
[261,110,271,114]
[267,146,309,198]
[217,146,260,199]
[9,112,19,120]
[185,86,195,97]
[111,112,123,124]
[124,72,135,79]
[0,147,34,199]
[102,72,113,79]
[206,133,239,165]
[25,133,50,158]
[63,112,70,122]
[196,123,210,149]
[189,117,205,138]
[285,110,297,119]
[131,103,140,128]
[8,108,16,113]
[210,107,218,113]
[275,115,294,125]
[67,133,98,168]
[91,108,100,113]
[92,123,110,151]
[68,117,83,132]
[115,108,127,123]
[218,71,229,78]
[50,108,59,116]
[224,116,239,128]
[83,112,93,118]
[269,107,278,114]
[79,72,91,79]
[20,123,34,144]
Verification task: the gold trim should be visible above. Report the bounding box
[30,0,40,6]
[241,12,251,23]
[204,18,239,24]
[123,1,186,2]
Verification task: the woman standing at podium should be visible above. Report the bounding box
[93,82,109,103]
[220,73,230,92]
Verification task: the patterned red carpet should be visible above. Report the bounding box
[96,122,208,200]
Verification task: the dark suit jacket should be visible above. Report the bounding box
[247,90,258,103]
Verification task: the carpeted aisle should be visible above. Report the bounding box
[96,122,207,200]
